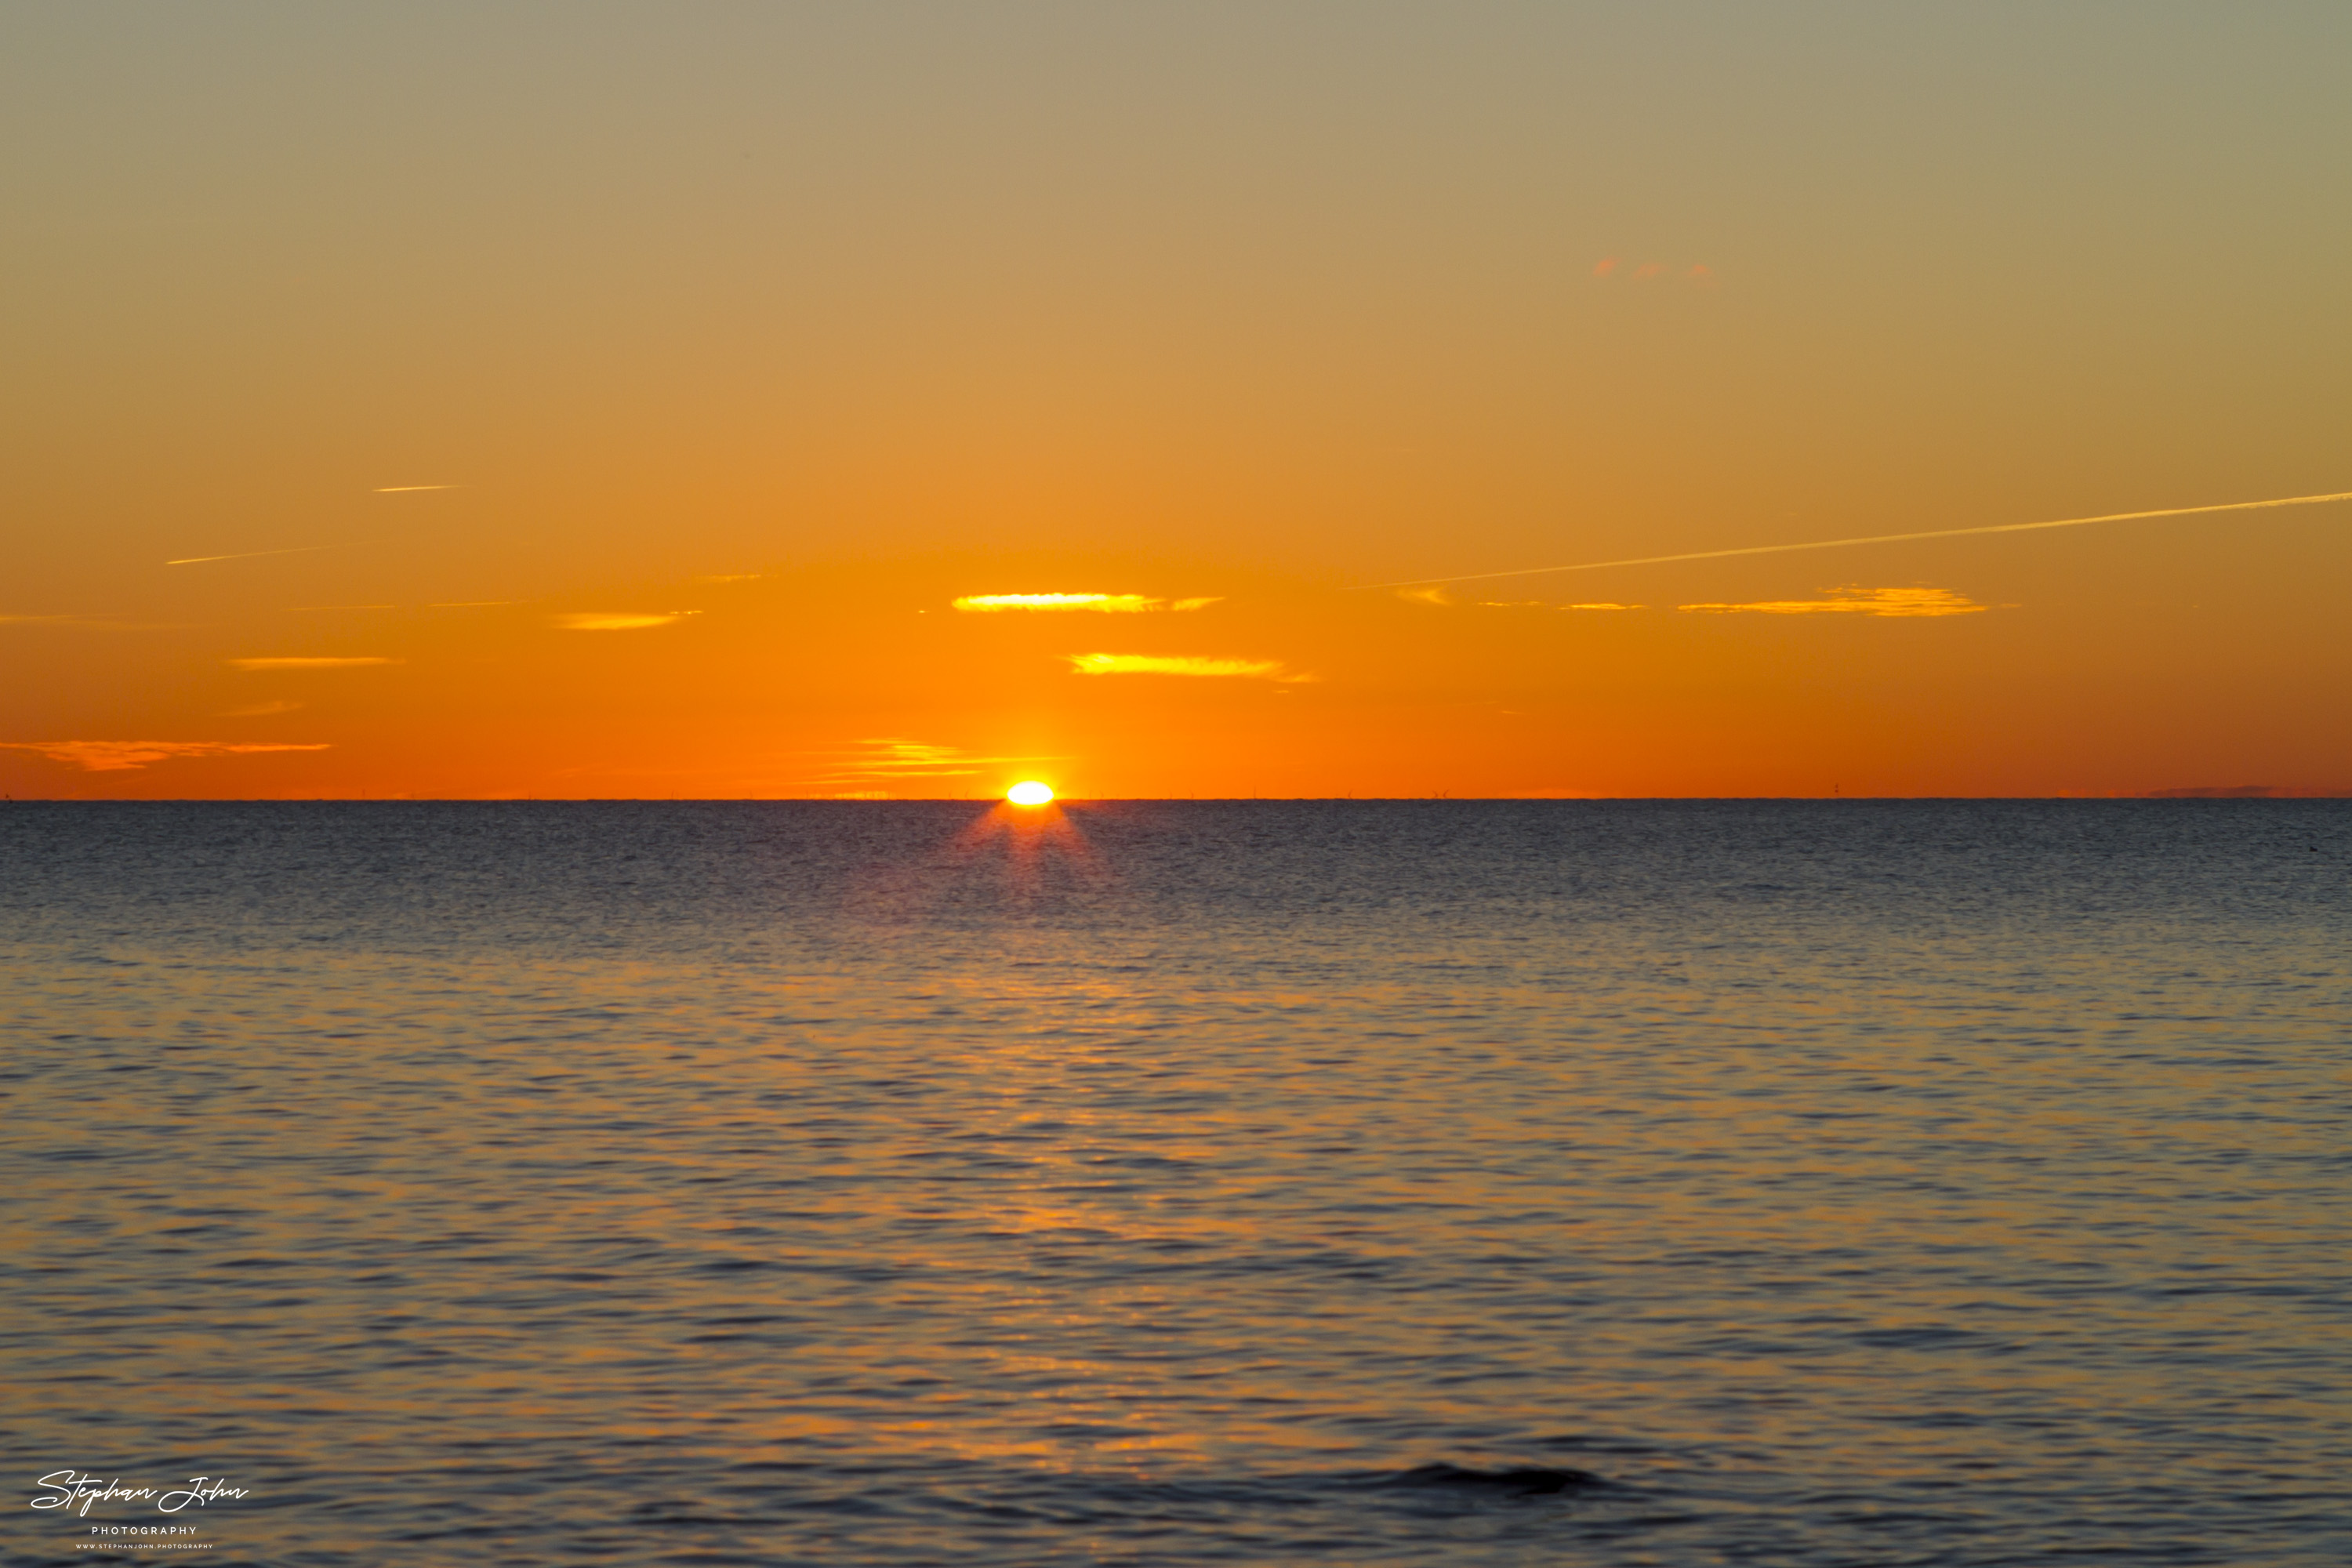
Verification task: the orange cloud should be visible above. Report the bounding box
[551,612,695,630]
[1632,261,1666,279]
[1403,589,1644,612]
[952,593,1216,613]
[1065,653,1305,681]
[1677,586,1988,617]
[1,740,332,772]
[227,656,400,670]
[797,737,1065,789]
[1592,256,1619,277]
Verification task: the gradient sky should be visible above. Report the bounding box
[5,1,2348,798]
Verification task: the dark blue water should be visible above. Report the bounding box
[3,801,2347,1565]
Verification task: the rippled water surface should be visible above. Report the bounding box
[3,800,2347,1566]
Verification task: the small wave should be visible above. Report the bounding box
[1373,1462,1603,1496]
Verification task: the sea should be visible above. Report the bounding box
[2,800,2346,1566]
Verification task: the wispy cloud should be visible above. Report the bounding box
[372,485,456,492]
[0,740,331,772]
[835,739,972,773]
[795,737,1067,789]
[953,593,1220,614]
[227,656,400,670]
[1401,587,1646,612]
[1678,586,1987,617]
[220,701,304,717]
[1356,489,2352,590]
[167,543,372,566]
[551,612,699,631]
[1065,653,1308,681]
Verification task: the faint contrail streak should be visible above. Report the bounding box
[372,485,456,492]
[1350,490,2352,590]
[166,543,374,566]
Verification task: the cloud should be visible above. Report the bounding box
[953,593,1218,614]
[227,656,400,670]
[797,737,1066,786]
[1410,590,1647,611]
[1353,489,2352,592]
[551,612,698,630]
[1678,586,1987,617]
[1592,256,1619,277]
[220,701,304,717]
[0,740,331,772]
[167,543,369,566]
[372,485,456,492]
[840,739,969,772]
[1632,262,1667,280]
[1065,653,1308,681]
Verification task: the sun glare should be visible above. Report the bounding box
[1007,781,1054,806]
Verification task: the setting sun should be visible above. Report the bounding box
[1006,781,1055,806]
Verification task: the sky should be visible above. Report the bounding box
[5,0,2348,799]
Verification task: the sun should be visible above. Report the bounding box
[1006,781,1054,806]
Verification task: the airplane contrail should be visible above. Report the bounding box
[166,543,375,566]
[1351,490,2352,590]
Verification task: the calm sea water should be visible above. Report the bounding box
[2,801,2347,1566]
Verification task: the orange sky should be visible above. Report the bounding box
[5,3,2348,799]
